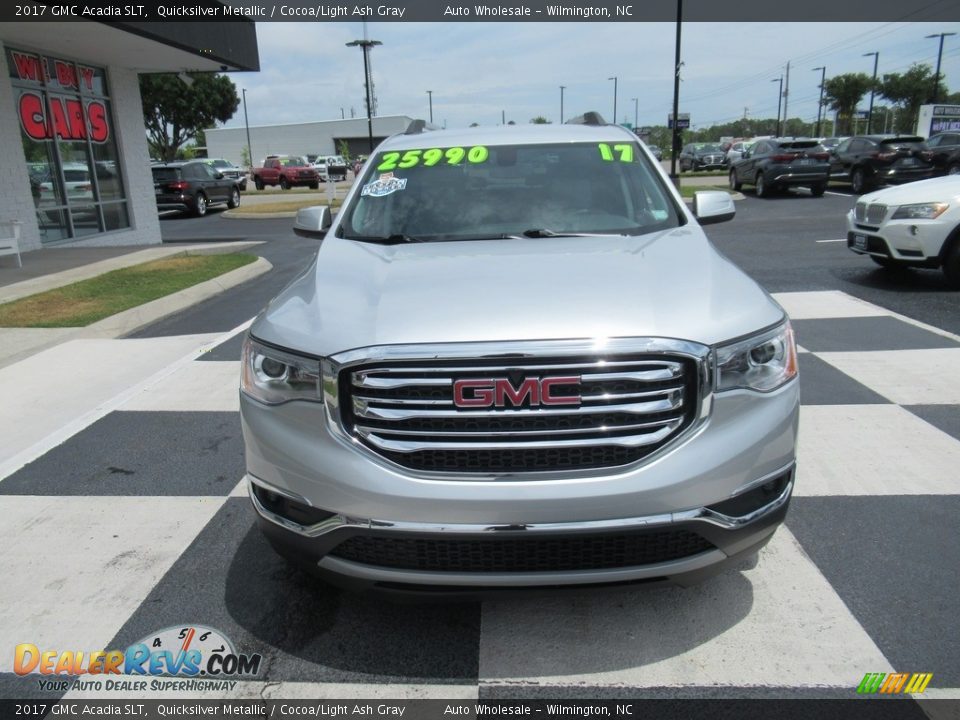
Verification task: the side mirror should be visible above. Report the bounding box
[693,191,735,226]
[294,205,333,238]
[741,151,750,159]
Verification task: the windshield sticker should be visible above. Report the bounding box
[598,143,635,162]
[377,145,489,172]
[361,172,408,198]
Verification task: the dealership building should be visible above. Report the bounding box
[205,115,421,168]
[0,19,259,253]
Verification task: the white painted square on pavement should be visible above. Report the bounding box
[794,405,960,496]
[121,361,241,412]
[817,348,960,405]
[0,495,225,673]
[771,291,889,320]
[478,529,892,689]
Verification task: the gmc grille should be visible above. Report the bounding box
[336,351,701,474]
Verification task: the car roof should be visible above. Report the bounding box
[376,122,639,152]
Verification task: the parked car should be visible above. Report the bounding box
[921,132,960,176]
[724,140,755,166]
[646,144,663,161]
[240,118,799,593]
[679,143,726,172]
[729,138,830,197]
[818,136,847,151]
[152,160,241,216]
[829,135,933,194]
[252,155,319,190]
[846,176,960,287]
[204,158,247,191]
[325,155,348,181]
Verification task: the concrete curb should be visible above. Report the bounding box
[0,255,272,369]
[0,241,264,304]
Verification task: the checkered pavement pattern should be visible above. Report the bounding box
[0,290,957,702]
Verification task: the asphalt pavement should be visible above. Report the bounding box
[1,193,958,710]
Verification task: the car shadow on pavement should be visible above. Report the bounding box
[838,265,958,293]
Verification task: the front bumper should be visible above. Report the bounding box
[241,374,798,590]
[846,214,950,263]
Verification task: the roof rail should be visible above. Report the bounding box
[565,112,607,126]
[404,119,428,135]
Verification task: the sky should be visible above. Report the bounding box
[223,21,960,133]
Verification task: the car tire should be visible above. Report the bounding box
[254,176,264,191]
[194,193,208,217]
[729,170,742,191]
[309,182,319,190]
[227,187,241,209]
[755,173,769,198]
[280,176,290,190]
[811,182,827,197]
[944,238,960,288]
[948,164,960,176]
[851,167,869,195]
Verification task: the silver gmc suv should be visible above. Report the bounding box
[240,115,799,594]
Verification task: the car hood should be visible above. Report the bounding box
[252,227,785,357]
[859,176,960,206]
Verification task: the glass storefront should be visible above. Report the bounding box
[7,47,129,242]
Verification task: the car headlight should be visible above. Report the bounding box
[891,203,948,220]
[716,321,798,393]
[241,336,322,404]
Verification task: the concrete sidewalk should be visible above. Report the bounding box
[0,241,271,369]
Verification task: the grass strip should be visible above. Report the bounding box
[0,253,257,328]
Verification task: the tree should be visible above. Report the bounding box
[529,116,551,124]
[337,139,352,165]
[823,73,874,135]
[878,64,948,134]
[140,73,239,161]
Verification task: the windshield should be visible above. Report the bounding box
[695,144,722,153]
[280,157,309,167]
[209,159,230,168]
[338,141,681,242]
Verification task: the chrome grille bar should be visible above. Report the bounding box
[352,384,684,406]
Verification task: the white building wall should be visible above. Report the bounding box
[0,41,160,252]
[206,115,415,166]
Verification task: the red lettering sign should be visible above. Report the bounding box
[18,92,110,143]
[11,52,44,83]
[54,61,77,90]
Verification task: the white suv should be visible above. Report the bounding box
[847,176,960,287]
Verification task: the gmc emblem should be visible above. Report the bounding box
[453,376,581,408]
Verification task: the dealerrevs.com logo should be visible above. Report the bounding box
[15,625,262,693]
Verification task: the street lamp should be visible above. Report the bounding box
[771,76,783,136]
[345,37,382,153]
[608,76,617,124]
[559,85,565,123]
[926,33,956,104]
[812,66,826,138]
[631,97,638,130]
[241,88,253,172]
[426,90,433,123]
[669,0,683,184]
[863,52,879,134]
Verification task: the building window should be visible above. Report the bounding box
[7,47,129,242]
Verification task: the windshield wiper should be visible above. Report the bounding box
[341,233,424,244]
[521,228,631,238]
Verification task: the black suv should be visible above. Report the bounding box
[152,161,242,216]
[729,138,830,197]
[679,143,726,171]
[829,135,933,194]
[922,132,960,176]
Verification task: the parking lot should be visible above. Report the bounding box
[1,188,958,704]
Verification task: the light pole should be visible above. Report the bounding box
[669,0,683,184]
[426,90,433,123]
[631,97,638,130]
[771,76,783,136]
[863,51,878,134]
[608,76,618,123]
[346,37,382,153]
[559,85,565,123]
[812,66,826,137]
[926,32,956,103]
[241,88,253,172]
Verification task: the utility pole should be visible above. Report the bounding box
[771,76,783,136]
[669,0,683,185]
[559,85,565,123]
[426,90,433,123]
[812,66,826,137]
[783,61,790,135]
[864,51,879,134]
[242,88,253,171]
[632,97,638,129]
[346,32,383,153]
[927,32,956,103]
[608,76,618,123]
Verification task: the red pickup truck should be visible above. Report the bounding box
[252,155,319,190]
